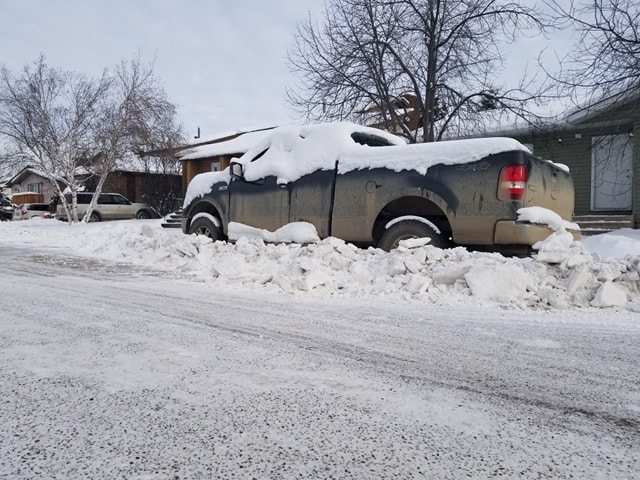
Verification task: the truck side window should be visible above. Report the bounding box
[351,132,393,147]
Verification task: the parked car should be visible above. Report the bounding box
[54,192,156,222]
[13,203,52,220]
[0,193,14,221]
[181,123,579,254]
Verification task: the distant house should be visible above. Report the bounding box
[83,167,182,215]
[7,162,182,214]
[8,166,58,203]
[360,94,422,136]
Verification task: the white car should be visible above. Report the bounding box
[55,192,156,222]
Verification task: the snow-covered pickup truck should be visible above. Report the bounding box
[181,123,579,253]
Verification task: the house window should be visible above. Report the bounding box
[27,182,43,193]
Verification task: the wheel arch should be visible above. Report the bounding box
[372,195,454,244]
[88,209,102,221]
[135,208,152,218]
[185,200,225,234]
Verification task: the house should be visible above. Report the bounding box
[511,92,638,230]
[464,91,639,231]
[175,127,276,193]
[83,167,182,215]
[359,94,422,136]
[7,162,182,215]
[8,166,58,203]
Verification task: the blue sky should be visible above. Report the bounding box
[0,0,320,139]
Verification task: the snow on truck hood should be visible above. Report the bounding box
[184,122,530,207]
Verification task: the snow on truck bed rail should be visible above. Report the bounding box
[2,219,639,311]
[183,122,531,207]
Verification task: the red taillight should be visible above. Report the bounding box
[499,165,528,201]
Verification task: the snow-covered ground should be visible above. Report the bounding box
[1,218,639,310]
[0,236,639,478]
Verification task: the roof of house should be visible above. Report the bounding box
[177,127,277,161]
[8,166,52,185]
[449,87,640,140]
[564,88,640,126]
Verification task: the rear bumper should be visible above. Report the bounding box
[181,217,189,234]
[494,220,581,246]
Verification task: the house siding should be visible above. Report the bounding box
[515,124,633,216]
[181,154,235,194]
[84,171,182,215]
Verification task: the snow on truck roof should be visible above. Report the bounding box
[236,122,529,182]
[183,122,530,207]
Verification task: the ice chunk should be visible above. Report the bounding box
[566,265,593,296]
[404,258,423,274]
[399,237,431,249]
[465,264,532,303]
[591,282,628,308]
[406,274,431,295]
[388,258,407,276]
[533,230,575,264]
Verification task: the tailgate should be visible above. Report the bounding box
[524,156,575,221]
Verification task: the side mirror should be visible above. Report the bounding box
[230,162,244,179]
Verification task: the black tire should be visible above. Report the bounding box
[136,209,151,220]
[378,219,448,251]
[88,211,101,223]
[188,216,221,240]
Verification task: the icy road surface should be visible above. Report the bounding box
[1,244,639,479]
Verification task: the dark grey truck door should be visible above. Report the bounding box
[289,168,335,238]
[228,176,289,232]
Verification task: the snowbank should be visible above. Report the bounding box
[2,219,638,312]
[582,229,640,260]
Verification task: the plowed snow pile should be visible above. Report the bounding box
[3,219,638,311]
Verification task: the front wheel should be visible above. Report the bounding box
[88,211,101,223]
[136,210,151,220]
[188,216,221,240]
[378,219,449,251]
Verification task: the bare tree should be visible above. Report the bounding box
[288,0,552,142]
[0,56,182,223]
[0,56,110,222]
[548,0,640,101]
[82,58,182,223]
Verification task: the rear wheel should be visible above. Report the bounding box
[136,209,151,220]
[378,219,448,251]
[188,216,221,240]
